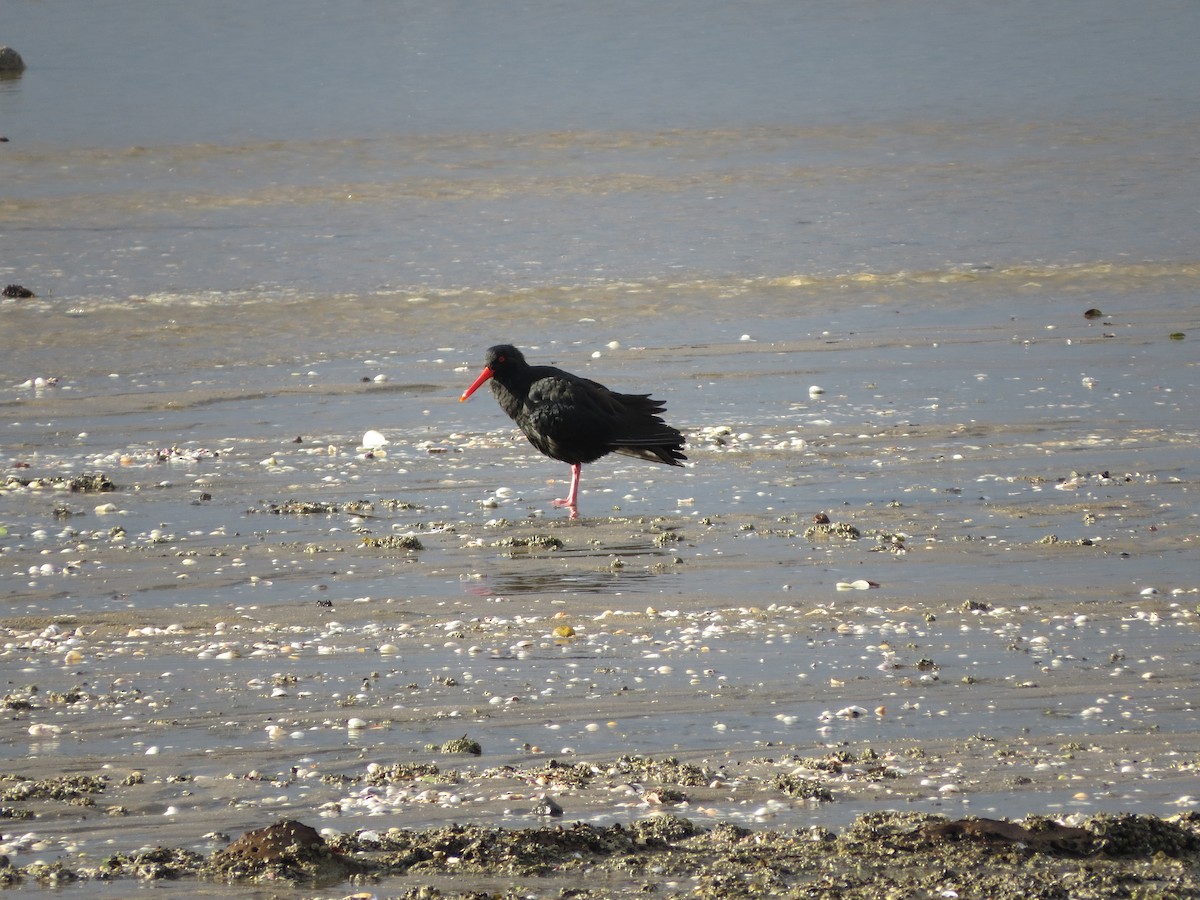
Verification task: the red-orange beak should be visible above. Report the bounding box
[459,366,494,402]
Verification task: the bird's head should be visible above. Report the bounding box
[460,344,526,401]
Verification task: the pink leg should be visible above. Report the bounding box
[552,463,581,514]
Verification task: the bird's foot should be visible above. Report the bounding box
[551,497,580,518]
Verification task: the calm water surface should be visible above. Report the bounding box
[3,0,1199,306]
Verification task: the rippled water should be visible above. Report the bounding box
[2,0,1199,891]
[5,0,1200,302]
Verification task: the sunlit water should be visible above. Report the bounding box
[1,0,1199,890]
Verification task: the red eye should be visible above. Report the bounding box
[496,355,506,363]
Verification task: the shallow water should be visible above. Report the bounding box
[2,0,1200,894]
[2,288,1197,877]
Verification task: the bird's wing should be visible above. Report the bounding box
[533,378,681,442]
[525,376,616,443]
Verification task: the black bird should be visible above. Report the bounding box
[460,344,686,514]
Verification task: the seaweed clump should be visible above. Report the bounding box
[360,534,424,551]
[491,534,564,551]
[0,773,106,802]
[425,736,482,755]
[252,499,374,515]
[206,819,363,883]
[1083,812,1200,857]
[772,773,834,801]
[804,521,861,540]
[2,472,115,492]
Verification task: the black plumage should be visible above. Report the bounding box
[460,344,686,512]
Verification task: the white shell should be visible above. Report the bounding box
[360,430,389,450]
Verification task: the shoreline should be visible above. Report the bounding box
[3,805,1199,897]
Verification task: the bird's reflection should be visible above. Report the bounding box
[485,567,670,595]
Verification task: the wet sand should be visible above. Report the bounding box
[2,279,1199,896]
[6,0,1200,889]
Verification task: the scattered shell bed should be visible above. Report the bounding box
[2,309,1197,895]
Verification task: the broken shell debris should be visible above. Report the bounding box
[1,295,1196,895]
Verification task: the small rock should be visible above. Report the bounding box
[0,47,26,73]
